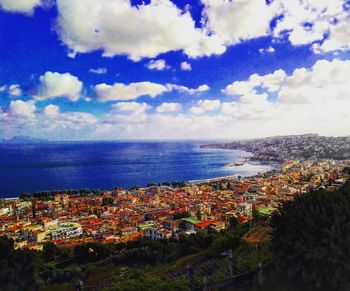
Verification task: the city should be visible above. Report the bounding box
[2,158,349,251]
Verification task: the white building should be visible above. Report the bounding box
[50,222,82,240]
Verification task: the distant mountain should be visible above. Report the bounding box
[1,135,50,144]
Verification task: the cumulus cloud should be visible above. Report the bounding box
[14,0,343,63]
[6,0,349,63]
[0,84,22,96]
[95,81,209,102]
[201,0,350,55]
[167,84,209,95]
[89,67,107,74]
[156,102,182,113]
[278,59,350,104]
[35,72,83,101]
[222,69,286,95]
[315,18,350,53]
[180,61,192,71]
[95,82,168,102]
[111,102,151,114]
[145,59,170,71]
[259,46,275,54]
[202,0,279,45]
[55,0,225,61]
[9,100,36,118]
[190,99,221,115]
[3,101,98,140]
[273,0,349,53]
[218,58,350,135]
[0,0,42,14]
[43,104,60,118]
[4,58,350,140]
[8,84,22,96]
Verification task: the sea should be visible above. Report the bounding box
[0,141,273,198]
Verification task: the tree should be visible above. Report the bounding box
[74,242,115,263]
[129,185,140,191]
[42,242,70,262]
[20,192,31,201]
[196,209,202,220]
[102,196,114,206]
[173,211,190,220]
[228,216,239,229]
[271,184,350,290]
[0,236,45,290]
[92,188,102,195]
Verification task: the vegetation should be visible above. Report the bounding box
[158,181,187,188]
[271,184,350,290]
[32,188,94,200]
[19,192,31,201]
[173,211,190,220]
[106,270,187,291]
[0,237,45,290]
[102,196,114,206]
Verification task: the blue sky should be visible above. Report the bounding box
[1,0,350,140]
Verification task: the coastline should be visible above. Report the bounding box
[189,154,280,185]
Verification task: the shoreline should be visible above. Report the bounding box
[189,162,278,185]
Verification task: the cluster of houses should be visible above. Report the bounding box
[0,159,349,250]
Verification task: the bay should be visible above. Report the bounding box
[0,141,272,197]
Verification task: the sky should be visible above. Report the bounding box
[1,0,350,140]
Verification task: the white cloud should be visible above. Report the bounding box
[260,70,287,92]
[278,59,350,105]
[145,59,170,71]
[316,18,350,53]
[95,81,209,102]
[259,46,275,54]
[9,100,36,118]
[221,92,276,120]
[37,0,350,63]
[4,59,350,140]
[222,69,286,95]
[180,61,192,71]
[8,84,22,96]
[273,0,347,52]
[202,0,279,45]
[156,102,182,113]
[222,78,258,96]
[218,58,350,136]
[0,84,22,96]
[190,99,221,115]
[35,71,83,101]
[43,104,60,118]
[3,101,99,140]
[0,0,42,14]
[167,84,209,95]
[111,102,151,114]
[89,67,107,74]
[95,82,168,102]
[6,0,349,66]
[55,0,226,61]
